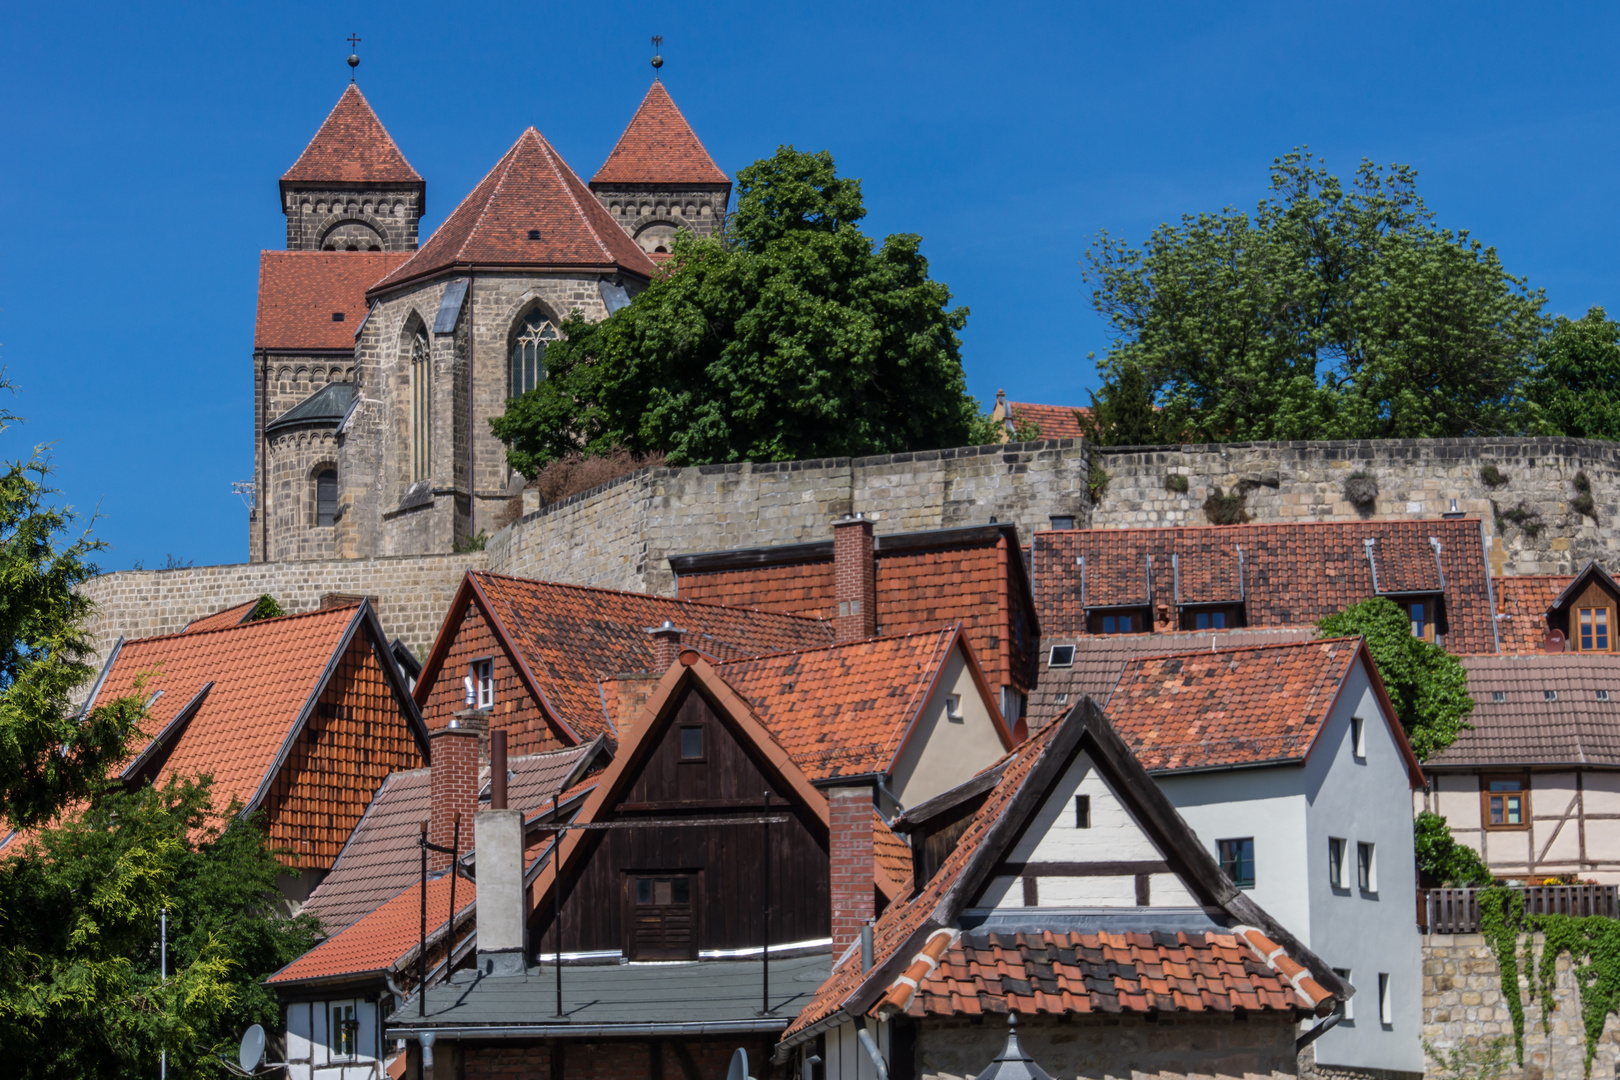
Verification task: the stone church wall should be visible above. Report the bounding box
[264,427,342,562]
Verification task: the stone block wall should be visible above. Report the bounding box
[282,186,422,252]
[590,182,731,250]
[1423,932,1620,1080]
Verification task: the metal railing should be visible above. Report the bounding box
[1419,884,1620,933]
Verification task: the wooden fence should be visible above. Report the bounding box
[1419,884,1620,933]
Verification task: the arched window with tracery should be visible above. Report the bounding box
[410,328,431,481]
[510,310,558,397]
[315,468,338,526]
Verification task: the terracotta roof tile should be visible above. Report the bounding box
[873,813,913,892]
[1005,403,1089,440]
[282,85,422,184]
[592,81,728,186]
[1427,653,1620,768]
[374,129,656,292]
[268,872,472,985]
[256,251,406,350]
[1495,576,1570,654]
[1033,518,1495,654]
[1105,639,1362,772]
[183,599,260,633]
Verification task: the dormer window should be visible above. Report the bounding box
[1089,609,1147,635]
[1579,607,1612,652]
[1181,605,1243,631]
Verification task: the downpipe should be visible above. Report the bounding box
[856,1018,889,1080]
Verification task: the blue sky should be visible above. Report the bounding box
[3,1,1618,569]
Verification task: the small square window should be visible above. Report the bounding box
[1218,838,1255,888]
[1048,515,1075,531]
[1333,969,1354,1021]
[1545,690,1559,703]
[944,694,964,720]
[527,228,543,240]
[1055,692,1069,705]
[1351,716,1366,759]
[472,659,494,709]
[679,726,704,760]
[1492,691,1506,704]
[331,311,345,322]
[1378,972,1392,1026]
[1048,645,1076,668]
[1075,795,1091,829]
[1329,837,1347,889]
[1485,777,1526,828]
[1358,841,1376,892]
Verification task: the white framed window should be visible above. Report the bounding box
[1378,972,1392,1025]
[1329,837,1347,889]
[1333,968,1354,1020]
[1358,841,1377,892]
[944,694,963,720]
[329,1000,358,1060]
[1048,644,1076,668]
[1351,715,1366,759]
[471,659,494,709]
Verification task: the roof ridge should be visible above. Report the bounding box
[528,128,614,264]
[122,602,360,647]
[879,625,957,764]
[471,570,829,625]
[1119,635,1356,665]
[715,624,955,668]
[452,132,526,265]
[1049,517,1481,538]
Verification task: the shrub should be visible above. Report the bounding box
[1344,471,1379,508]
[1573,471,1597,519]
[1480,463,1510,488]
[1202,486,1248,525]
[1164,473,1189,494]
[246,595,284,622]
[531,448,666,506]
[1494,500,1544,538]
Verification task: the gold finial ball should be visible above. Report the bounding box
[348,52,360,69]
[651,54,663,70]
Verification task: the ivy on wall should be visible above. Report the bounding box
[1480,888,1620,1076]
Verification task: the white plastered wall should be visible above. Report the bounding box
[889,643,1011,809]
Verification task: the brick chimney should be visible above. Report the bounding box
[827,780,876,957]
[833,513,877,643]
[646,619,685,670]
[429,723,480,872]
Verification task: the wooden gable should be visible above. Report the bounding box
[532,676,831,962]
[1547,562,1620,652]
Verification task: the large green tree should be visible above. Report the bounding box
[1317,596,1474,760]
[491,146,987,471]
[1525,306,1620,441]
[1083,151,1547,443]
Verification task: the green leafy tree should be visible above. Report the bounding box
[1414,809,1493,887]
[1076,359,1180,446]
[0,777,321,1078]
[1525,306,1620,440]
[1317,596,1474,759]
[491,146,981,471]
[1083,150,1546,442]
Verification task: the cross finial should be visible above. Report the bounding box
[651,35,663,74]
[347,34,361,81]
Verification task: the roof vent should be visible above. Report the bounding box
[331,311,345,322]
[1545,690,1559,703]
[527,229,542,240]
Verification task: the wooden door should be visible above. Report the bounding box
[625,873,698,960]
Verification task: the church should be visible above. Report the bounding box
[250,71,730,562]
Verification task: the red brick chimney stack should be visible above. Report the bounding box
[646,619,685,670]
[833,513,877,644]
[828,781,876,957]
[490,728,508,811]
[428,722,480,872]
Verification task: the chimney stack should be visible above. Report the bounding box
[428,722,480,872]
[490,728,508,811]
[646,619,685,670]
[833,513,877,643]
[475,807,527,976]
[827,780,876,957]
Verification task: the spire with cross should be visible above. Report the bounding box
[347,34,361,81]
[651,35,663,75]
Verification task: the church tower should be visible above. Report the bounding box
[590,79,731,258]
[279,84,425,252]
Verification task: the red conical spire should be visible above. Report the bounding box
[282,84,421,184]
[592,81,728,186]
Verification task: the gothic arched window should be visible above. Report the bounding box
[315,469,338,526]
[510,310,558,397]
[411,329,431,481]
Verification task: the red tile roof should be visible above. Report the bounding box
[592,81,728,186]
[268,872,472,985]
[183,599,259,633]
[1106,638,1423,786]
[1033,518,1495,654]
[373,129,657,292]
[282,85,422,185]
[256,251,406,350]
[1006,402,1089,440]
[716,627,1012,782]
[1494,576,1567,653]
[873,813,913,893]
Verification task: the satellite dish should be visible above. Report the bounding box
[238,1024,266,1074]
[727,1048,749,1080]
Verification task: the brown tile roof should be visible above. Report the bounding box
[716,627,1012,782]
[592,80,728,186]
[268,871,472,986]
[1028,628,1318,728]
[1106,638,1423,786]
[1426,654,1620,768]
[1494,576,1568,653]
[1033,518,1495,654]
[1006,402,1089,440]
[256,251,407,350]
[183,599,259,633]
[282,84,422,184]
[373,129,657,292]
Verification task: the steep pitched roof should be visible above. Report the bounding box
[1427,653,1620,768]
[715,626,1013,782]
[1107,638,1425,786]
[268,871,472,986]
[282,84,422,185]
[1495,575,1570,653]
[266,382,356,435]
[415,572,834,744]
[372,128,657,292]
[1033,517,1496,654]
[778,701,1343,1048]
[255,251,406,350]
[183,599,260,633]
[592,80,728,186]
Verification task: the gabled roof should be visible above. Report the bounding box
[1107,638,1425,787]
[255,251,406,350]
[268,871,473,987]
[183,599,260,633]
[282,84,422,185]
[1427,653,1620,769]
[1005,402,1088,440]
[591,80,729,186]
[778,700,1344,1049]
[414,572,834,744]
[1550,561,1620,614]
[1033,518,1495,654]
[266,382,356,435]
[716,625,1013,782]
[372,128,657,293]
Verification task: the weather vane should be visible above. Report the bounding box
[347,34,361,81]
[651,35,663,73]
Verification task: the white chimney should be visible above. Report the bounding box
[474,809,526,976]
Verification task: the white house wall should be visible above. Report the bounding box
[283,998,385,1080]
[821,1018,892,1080]
[1426,768,1620,883]
[889,644,1009,809]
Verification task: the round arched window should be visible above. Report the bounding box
[315,469,338,526]
[510,310,558,397]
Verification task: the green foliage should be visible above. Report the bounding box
[1414,810,1493,887]
[245,595,283,622]
[1202,486,1248,525]
[453,529,489,553]
[1494,499,1544,538]
[1316,597,1474,759]
[0,387,146,830]
[1479,888,1528,1064]
[1573,472,1597,520]
[1076,360,1180,446]
[1480,463,1510,488]
[1082,150,1546,442]
[1164,473,1189,494]
[490,146,980,471]
[0,776,321,1078]
[1423,1036,1514,1080]
[1525,307,1620,441]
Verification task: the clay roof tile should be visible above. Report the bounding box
[592,81,728,186]
[282,84,421,185]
